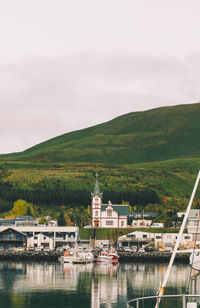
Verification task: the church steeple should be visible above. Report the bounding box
[91,173,103,199]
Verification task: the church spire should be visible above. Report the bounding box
[91,173,103,199]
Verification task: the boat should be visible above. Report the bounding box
[62,250,77,263]
[61,249,94,264]
[190,252,200,271]
[85,251,94,263]
[96,251,112,263]
[108,248,119,263]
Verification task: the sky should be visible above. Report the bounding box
[1,0,200,154]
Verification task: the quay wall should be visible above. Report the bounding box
[119,251,190,263]
[0,251,61,261]
[0,251,190,263]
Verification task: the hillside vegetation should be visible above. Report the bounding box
[2,102,200,164]
[0,103,200,221]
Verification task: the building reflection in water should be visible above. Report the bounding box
[0,261,191,308]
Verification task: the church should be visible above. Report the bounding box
[91,175,129,228]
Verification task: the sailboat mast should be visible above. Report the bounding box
[156,170,200,306]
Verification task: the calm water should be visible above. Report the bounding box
[0,261,191,308]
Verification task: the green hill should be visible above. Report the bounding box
[0,103,200,217]
[2,102,200,164]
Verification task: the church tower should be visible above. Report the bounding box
[91,173,103,228]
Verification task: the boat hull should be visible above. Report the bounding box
[190,253,200,271]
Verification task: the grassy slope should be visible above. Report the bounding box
[0,157,199,199]
[0,103,200,203]
[1,102,200,164]
[79,228,182,240]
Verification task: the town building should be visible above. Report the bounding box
[132,219,152,228]
[91,175,129,228]
[0,216,34,227]
[117,231,193,251]
[0,227,27,248]
[0,225,79,249]
[129,211,159,220]
[187,209,200,240]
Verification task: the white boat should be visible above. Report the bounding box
[85,251,94,263]
[61,250,94,264]
[190,252,200,271]
[96,251,112,263]
[63,250,77,263]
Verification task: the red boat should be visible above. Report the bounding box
[108,249,119,264]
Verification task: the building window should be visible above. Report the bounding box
[165,243,172,248]
[127,234,136,238]
[143,234,147,239]
[107,209,112,217]
[106,220,113,226]
[121,221,124,227]
[95,211,98,217]
[156,236,161,239]
[184,236,190,239]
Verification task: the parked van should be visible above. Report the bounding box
[151,223,164,228]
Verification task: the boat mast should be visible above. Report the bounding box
[156,170,200,307]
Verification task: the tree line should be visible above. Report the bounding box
[0,179,161,212]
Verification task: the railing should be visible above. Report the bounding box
[127,294,200,308]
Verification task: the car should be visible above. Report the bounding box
[117,247,124,253]
[17,247,23,252]
[8,247,14,251]
[124,247,131,253]
[44,247,51,252]
[35,247,42,252]
[138,248,145,253]
[56,247,64,252]
[130,246,137,253]
[146,246,153,252]
[77,247,84,252]
[0,247,4,252]
[85,247,93,252]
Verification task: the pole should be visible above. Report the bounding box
[155,170,200,308]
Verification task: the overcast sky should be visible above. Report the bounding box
[1,0,200,154]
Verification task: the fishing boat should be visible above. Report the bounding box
[108,248,119,263]
[61,249,94,264]
[96,251,112,263]
[127,170,200,308]
[62,250,77,263]
[85,251,94,263]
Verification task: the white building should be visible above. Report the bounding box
[132,219,152,228]
[0,226,79,249]
[91,175,129,228]
[187,209,200,239]
[118,231,193,251]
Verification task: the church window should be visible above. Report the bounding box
[107,209,112,217]
[106,220,113,226]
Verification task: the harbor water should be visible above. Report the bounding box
[0,261,191,308]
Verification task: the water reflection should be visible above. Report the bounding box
[0,261,191,308]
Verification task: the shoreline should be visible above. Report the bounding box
[0,251,190,263]
[118,251,190,263]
